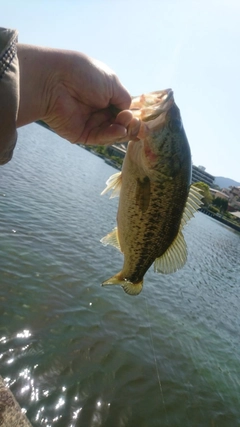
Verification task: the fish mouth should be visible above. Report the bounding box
[153,88,174,112]
[153,90,182,130]
[130,89,175,123]
[158,88,174,102]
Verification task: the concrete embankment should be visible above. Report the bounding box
[0,376,32,426]
[200,208,240,232]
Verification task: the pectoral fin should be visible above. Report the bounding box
[135,176,151,213]
[100,228,121,252]
[101,172,122,198]
[102,273,143,296]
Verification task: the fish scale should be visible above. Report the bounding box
[101,89,203,295]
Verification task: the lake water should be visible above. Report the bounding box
[0,124,240,427]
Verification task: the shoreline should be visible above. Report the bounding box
[84,145,240,234]
[199,208,240,233]
[33,126,240,235]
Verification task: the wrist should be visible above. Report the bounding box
[16,44,52,127]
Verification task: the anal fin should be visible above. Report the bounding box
[102,273,143,296]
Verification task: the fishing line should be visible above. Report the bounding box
[144,292,169,425]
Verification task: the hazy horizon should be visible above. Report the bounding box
[2,0,240,181]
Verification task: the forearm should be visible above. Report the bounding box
[16,44,93,128]
[16,44,55,127]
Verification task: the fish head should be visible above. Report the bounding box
[131,90,191,178]
[130,88,175,123]
[134,89,184,142]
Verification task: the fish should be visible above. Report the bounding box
[101,89,202,296]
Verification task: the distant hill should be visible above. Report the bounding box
[214,176,240,189]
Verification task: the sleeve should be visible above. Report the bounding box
[0,27,19,165]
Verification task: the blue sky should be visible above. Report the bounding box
[2,0,240,181]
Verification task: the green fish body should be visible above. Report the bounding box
[101,90,202,295]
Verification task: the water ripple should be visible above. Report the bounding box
[0,124,240,426]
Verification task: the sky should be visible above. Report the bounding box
[2,0,240,181]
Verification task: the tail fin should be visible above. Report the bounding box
[102,273,143,296]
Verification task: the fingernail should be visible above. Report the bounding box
[128,118,140,137]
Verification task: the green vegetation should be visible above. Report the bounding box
[87,145,124,168]
[192,181,212,207]
[212,196,228,213]
[93,145,108,156]
[210,183,221,191]
[208,205,219,214]
[192,181,240,227]
[224,211,234,220]
[110,155,123,167]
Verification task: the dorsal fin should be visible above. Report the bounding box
[101,172,122,198]
[154,185,203,274]
[100,228,122,252]
[180,184,203,228]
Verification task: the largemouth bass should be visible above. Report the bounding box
[101,89,202,296]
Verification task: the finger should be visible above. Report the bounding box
[114,110,133,128]
[111,79,131,110]
[79,109,131,144]
[113,117,141,143]
[82,112,142,145]
[126,117,141,139]
[84,123,128,145]
[112,111,141,141]
[83,117,142,146]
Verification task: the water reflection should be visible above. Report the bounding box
[1,330,115,426]
[17,330,32,339]
[72,407,82,419]
[1,127,240,426]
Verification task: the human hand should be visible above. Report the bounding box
[17,44,139,145]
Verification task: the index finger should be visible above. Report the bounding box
[110,78,131,111]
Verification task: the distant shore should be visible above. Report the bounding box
[83,145,240,234]
[33,124,239,235]
[199,208,240,233]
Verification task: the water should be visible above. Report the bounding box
[0,124,240,427]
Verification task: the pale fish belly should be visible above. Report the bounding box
[101,90,203,295]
